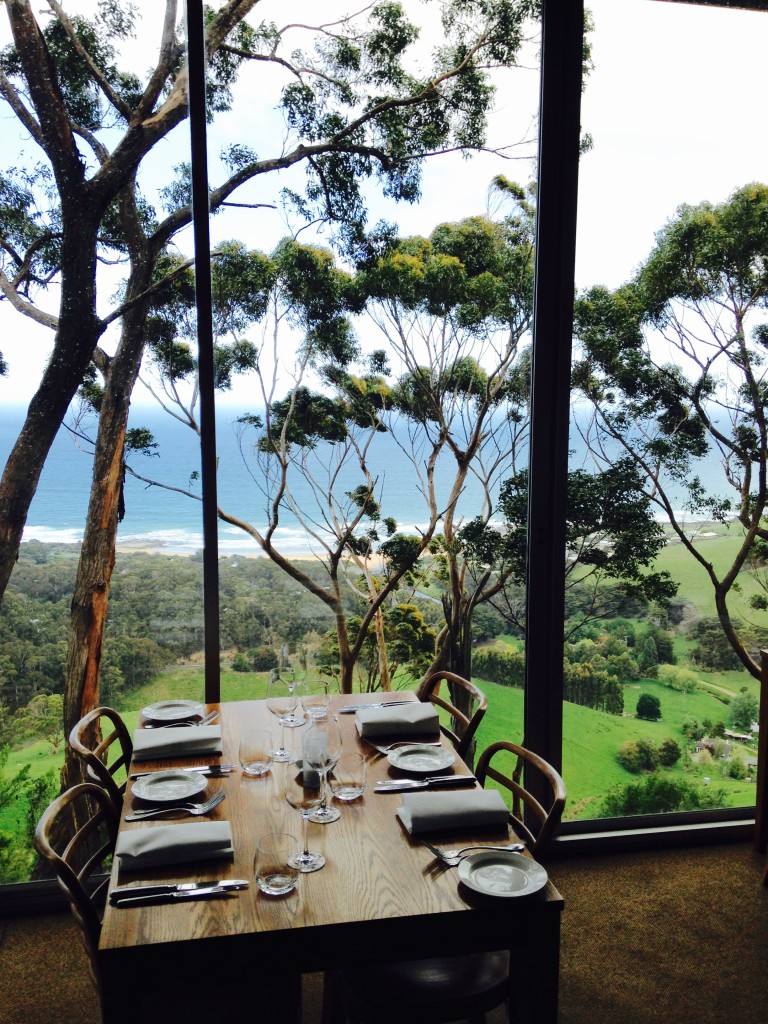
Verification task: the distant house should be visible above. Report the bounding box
[724,729,753,743]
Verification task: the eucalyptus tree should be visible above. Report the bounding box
[0,0,541,754]
[573,182,768,678]
[357,195,537,678]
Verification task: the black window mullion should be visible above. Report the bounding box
[524,0,584,778]
[185,0,220,703]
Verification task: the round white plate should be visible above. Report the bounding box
[131,770,208,803]
[142,699,205,722]
[458,851,548,898]
[386,745,456,774]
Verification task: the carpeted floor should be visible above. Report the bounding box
[1,841,766,1024]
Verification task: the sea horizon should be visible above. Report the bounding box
[0,403,736,558]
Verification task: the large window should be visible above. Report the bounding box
[1,1,764,901]
[565,0,768,826]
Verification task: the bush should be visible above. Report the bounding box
[616,738,660,773]
[231,652,251,672]
[597,773,729,817]
[636,693,661,720]
[658,737,682,767]
[657,664,698,693]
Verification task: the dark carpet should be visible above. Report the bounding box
[1,842,765,1024]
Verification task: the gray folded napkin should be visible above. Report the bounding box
[396,789,509,834]
[132,725,223,760]
[116,821,234,869]
[356,702,439,738]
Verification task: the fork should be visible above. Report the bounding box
[415,835,524,866]
[144,710,219,729]
[363,738,443,755]
[125,791,226,821]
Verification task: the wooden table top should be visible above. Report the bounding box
[99,694,563,975]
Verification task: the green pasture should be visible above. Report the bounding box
[656,529,763,620]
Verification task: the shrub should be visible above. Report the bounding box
[636,693,661,720]
[597,773,728,816]
[231,652,251,672]
[657,664,698,693]
[616,738,659,773]
[658,737,682,767]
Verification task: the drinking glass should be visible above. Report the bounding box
[254,832,299,895]
[239,728,274,776]
[266,671,299,762]
[276,644,304,727]
[299,677,333,720]
[304,718,343,824]
[329,752,368,801]
[281,758,325,872]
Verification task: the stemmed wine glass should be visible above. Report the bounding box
[281,754,325,873]
[304,718,343,825]
[277,643,304,727]
[266,670,299,763]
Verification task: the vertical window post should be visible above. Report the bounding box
[185,0,220,702]
[525,0,584,775]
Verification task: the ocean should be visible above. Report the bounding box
[0,403,730,558]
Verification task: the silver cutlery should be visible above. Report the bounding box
[111,882,246,907]
[125,791,225,821]
[130,764,235,780]
[415,835,525,866]
[363,738,443,755]
[374,775,477,792]
[338,700,414,714]
[110,879,249,905]
[143,709,219,729]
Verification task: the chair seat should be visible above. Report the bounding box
[340,951,510,1023]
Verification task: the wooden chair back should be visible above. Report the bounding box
[475,740,566,854]
[34,782,120,998]
[69,706,133,807]
[417,671,487,763]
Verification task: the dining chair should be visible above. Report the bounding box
[474,741,567,855]
[34,781,120,1005]
[69,706,133,808]
[329,741,566,1024]
[417,671,488,766]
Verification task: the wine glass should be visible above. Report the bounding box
[281,757,325,873]
[266,670,298,762]
[304,718,343,825]
[277,643,304,727]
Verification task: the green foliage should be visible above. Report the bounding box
[563,661,624,714]
[616,737,659,773]
[0,745,58,883]
[637,636,659,677]
[472,648,525,688]
[658,737,682,767]
[597,773,729,817]
[636,692,661,720]
[730,690,759,731]
[657,664,699,693]
[689,618,745,672]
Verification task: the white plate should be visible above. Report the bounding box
[131,770,208,803]
[142,699,205,722]
[458,851,548,898]
[386,745,456,774]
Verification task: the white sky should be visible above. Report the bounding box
[0,0,767,408]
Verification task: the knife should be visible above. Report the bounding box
[129,764,236,780]
[337,700,413,714]
[110,879,249,905]
[374,774,477,792]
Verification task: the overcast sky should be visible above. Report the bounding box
[1,0,766,408]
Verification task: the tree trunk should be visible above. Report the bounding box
[0,219,103,606]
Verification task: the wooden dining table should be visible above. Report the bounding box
[98,694,563,1024]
